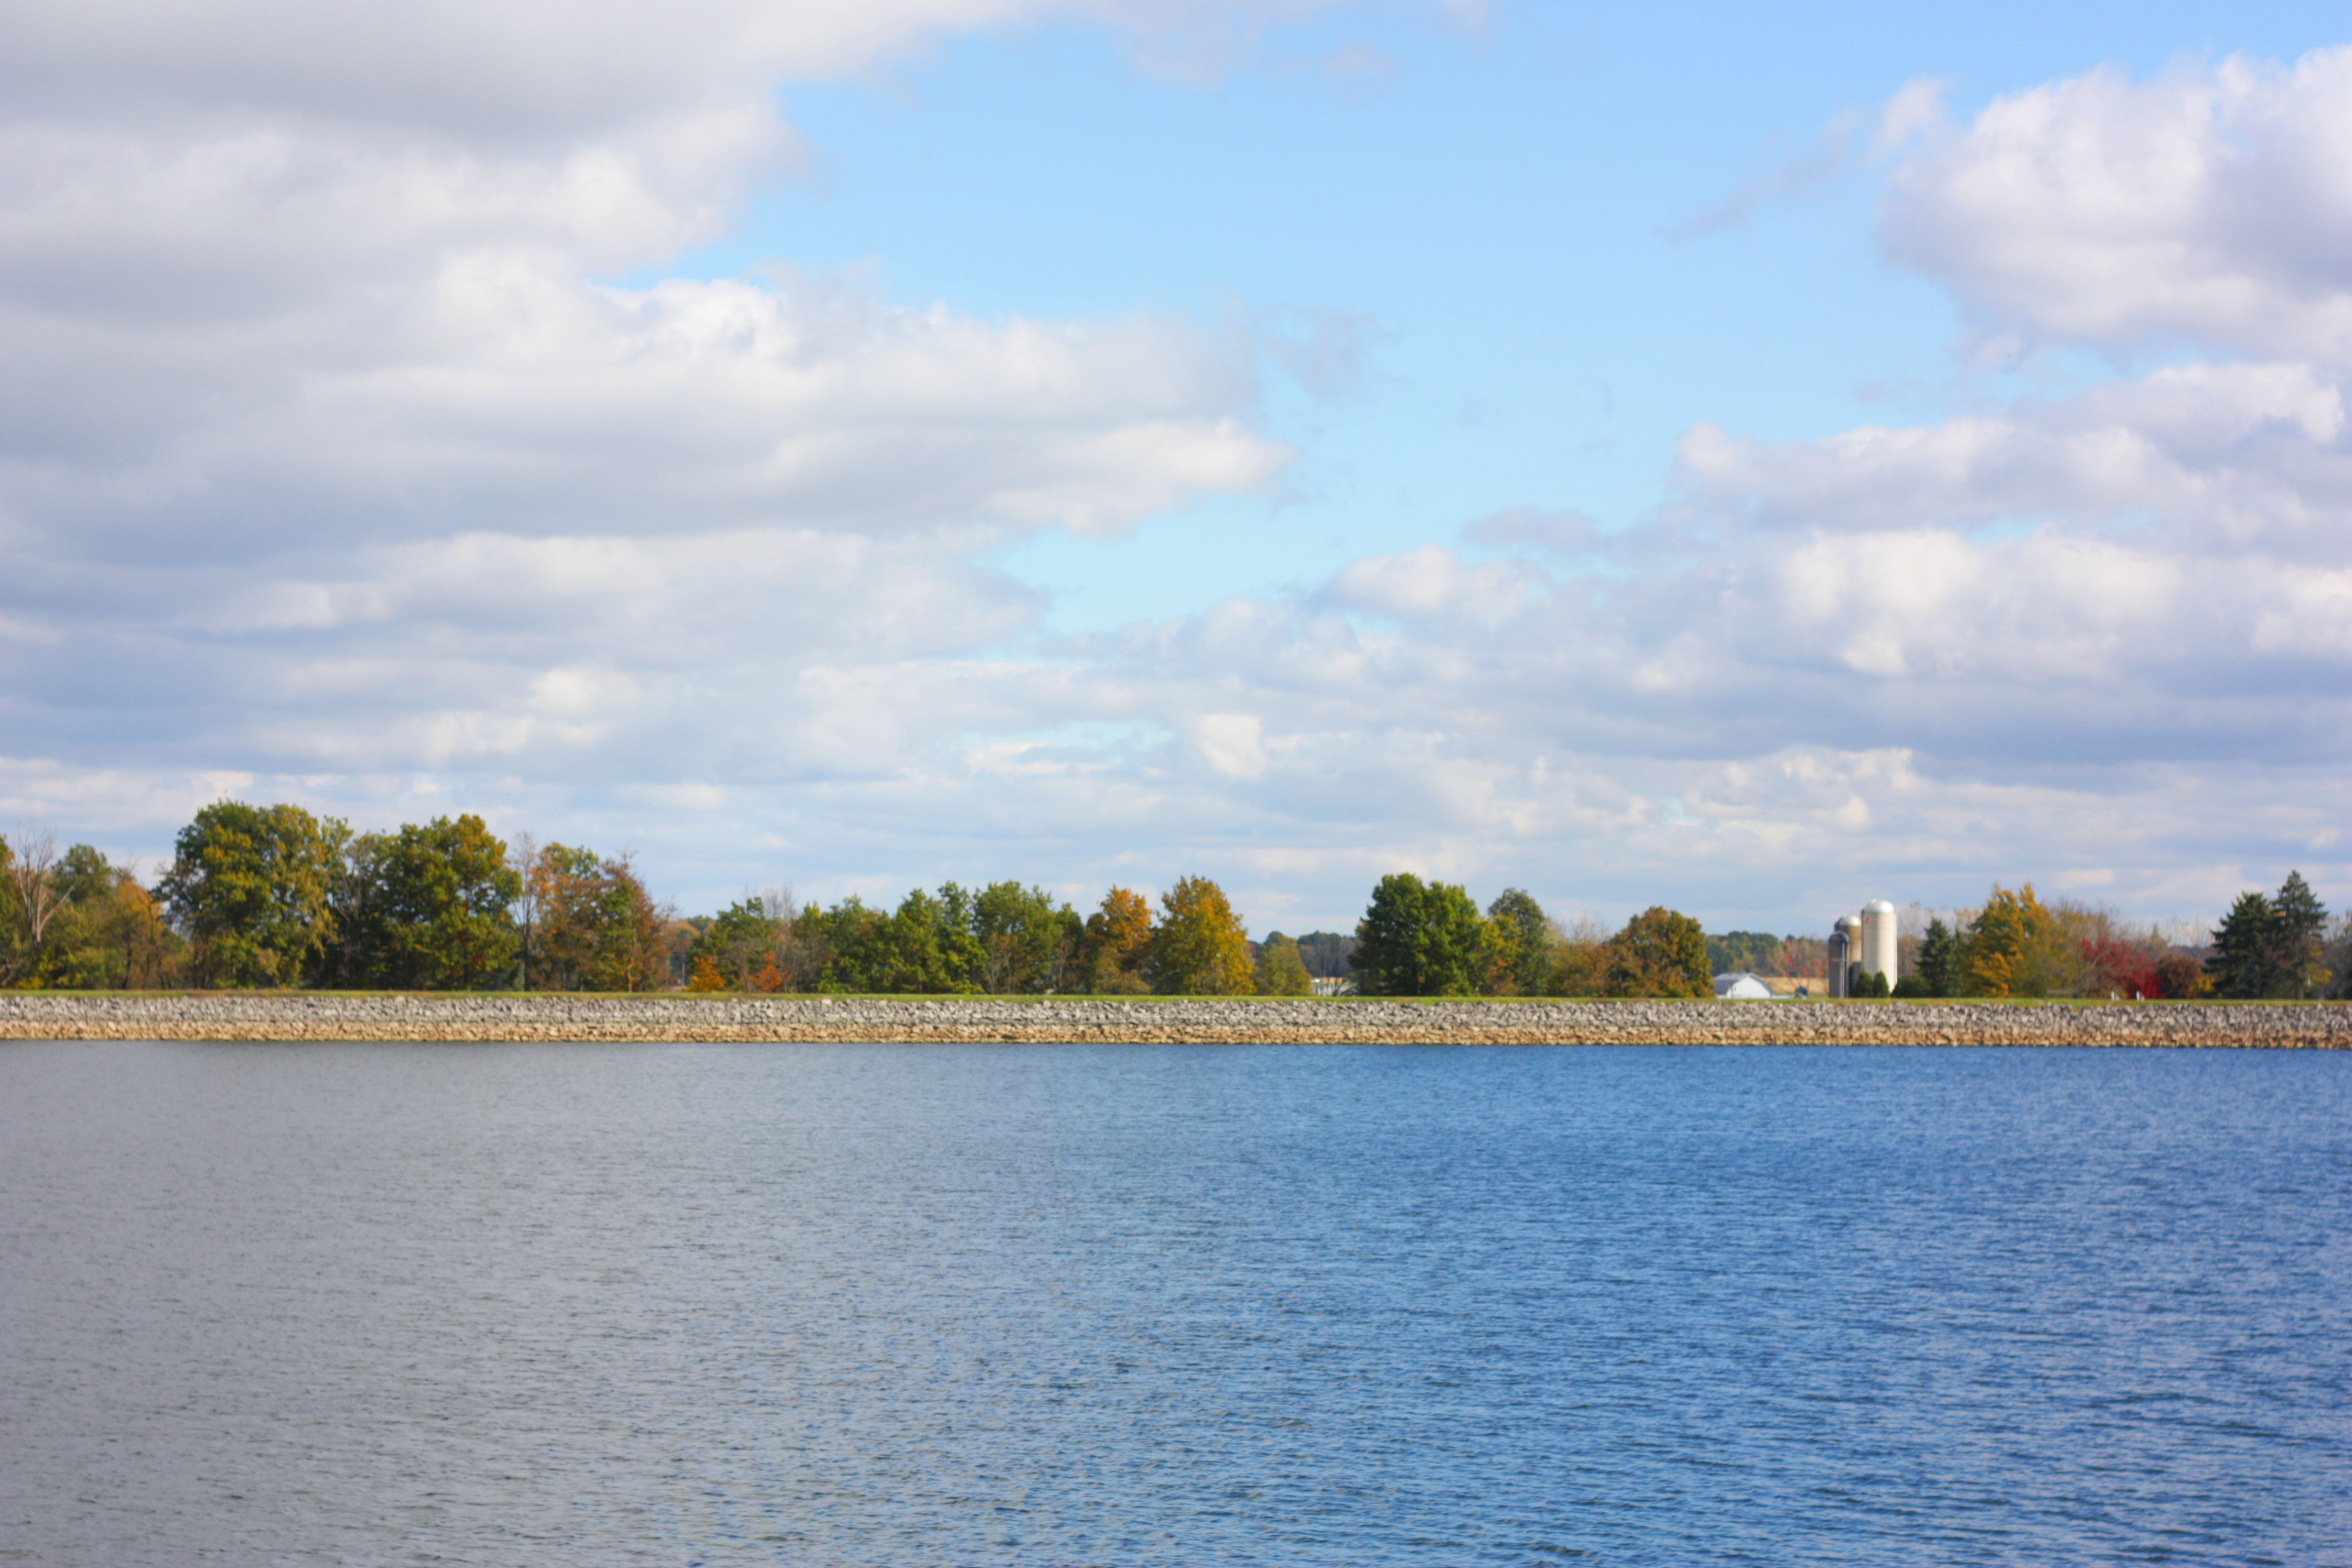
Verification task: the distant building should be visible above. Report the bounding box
[1826,901,1899,995]
[1713,972,1774,1000]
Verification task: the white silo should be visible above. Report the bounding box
[1861,899,1898,989]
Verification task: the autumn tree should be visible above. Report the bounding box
[28,851,137,988]
[161,802,339,988]
[1148,876,1254,995]
[1,838,182,989]
[526,845,667,992]
[1255,932,1314,996]
[99,874,180,989]
[1547,914,1613,996]
[1602,906,1710,998]
[1960,883,2053,997]
[1081,886,1155,994]
[1350,873,1485,997]
[2153,951,2211,1000]
[0,829,67,986]
[689,897,790,990]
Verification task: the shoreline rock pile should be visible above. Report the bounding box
[3,994,2347,1048]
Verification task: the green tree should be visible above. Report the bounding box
[1292,932,1356,981]
[1705,930,1785,976]
[19,848,162,989]
[319,829,388,987]
[1254,932,1314,996]
[1351,873,1486,997]
[858,887,973,993]
[972,881,1080,993]
[1149,876,1254,994]
[930,883,988,992]
[1603,907,1710,998]
[2206,891,2280,999]
[367,815,520,989]
[161,802,339,988]
[1485,888,1554,996]
[1913,917,1961,998]
[2269,870,2328,999]
[801,896,885,992]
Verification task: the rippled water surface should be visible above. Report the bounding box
[2,1041,2346,1565]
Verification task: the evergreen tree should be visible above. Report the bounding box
[2206,891,2278,999]
[1914,916,1959,997]
[2269,871,2328,999]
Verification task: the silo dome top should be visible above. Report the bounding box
[1865,899,1897,916]
[1833,914,1858,932]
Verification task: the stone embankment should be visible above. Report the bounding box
[3,994,2347,1048]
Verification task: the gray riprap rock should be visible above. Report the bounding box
[0,994,2346,1047]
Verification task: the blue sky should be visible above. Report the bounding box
[2,0,2346,938]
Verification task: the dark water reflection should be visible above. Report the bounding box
[2,1041,2345,1565]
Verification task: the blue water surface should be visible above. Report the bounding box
[1,1041,2346,1565]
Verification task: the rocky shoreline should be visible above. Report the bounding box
[3,993,2347,1048]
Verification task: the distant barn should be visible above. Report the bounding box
[1712,972,1774,1000]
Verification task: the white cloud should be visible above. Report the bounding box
[1881,46,2352,364]
[1676,360,2352,560]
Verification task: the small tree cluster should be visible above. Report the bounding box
[1346,877,1709,999]
[1,831,179,988]
[2206,872,2331,1000]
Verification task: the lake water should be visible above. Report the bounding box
[1,1041,2345,1566]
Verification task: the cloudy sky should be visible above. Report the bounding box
[4,0,2346,936]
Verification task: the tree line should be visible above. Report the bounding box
[1891,873,2338,1001]
[1,804,2344,999]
